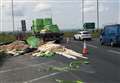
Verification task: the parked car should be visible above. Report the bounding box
[74,31,92,41]
[100,24,120,46]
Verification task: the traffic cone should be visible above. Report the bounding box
[82,40,88,56]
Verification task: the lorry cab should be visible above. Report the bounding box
[100,24,120,46]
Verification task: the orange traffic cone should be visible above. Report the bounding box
[82,40,88,56]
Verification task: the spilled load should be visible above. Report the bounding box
[26,36,40,48]
[32,51,55,57]
[56,79,84,83]
[32,41,87,59]
[31,18,63,43]
[0,40,87,59]
[0,41,29,56]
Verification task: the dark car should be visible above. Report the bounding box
[100,24,120,46]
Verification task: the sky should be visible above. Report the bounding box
[0,0,120,31]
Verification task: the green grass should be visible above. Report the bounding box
[63,32,76,38]
[91,30,101,38]
[0,33,16,43]
[0,32,33,44]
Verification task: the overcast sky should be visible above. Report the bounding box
[0,0,120,31]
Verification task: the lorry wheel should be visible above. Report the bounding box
[100,39,104,45]
[101,42,104,45]
[79,37,82,41]
[74,37,76,40]
[110,41,114,47]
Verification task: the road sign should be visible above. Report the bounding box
[83,23,95,29]
[21,20,26,31]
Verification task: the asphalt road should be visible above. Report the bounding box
[0,38,120,83]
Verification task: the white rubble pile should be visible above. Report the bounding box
[36,42,87,59]
[0,41,29,56]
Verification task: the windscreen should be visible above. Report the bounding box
[83,32,89,34]
[118,26,120,33]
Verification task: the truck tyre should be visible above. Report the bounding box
[79,37,82,41]
[101,42,104,45]
[110,41,114,47]
[100,39,104,45]
[74,37,76,40]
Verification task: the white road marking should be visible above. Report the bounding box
[108,50,120,55]
[116,49,120,51]
[23,72,60,83]
[0,61,55,74]
[87,44,98,48]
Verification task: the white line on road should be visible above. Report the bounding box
[108,50,120,55]
[87,44,98,48]
[23,72,60,83]
[0,61,55,74]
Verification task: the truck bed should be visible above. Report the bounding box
[34,32,64,43]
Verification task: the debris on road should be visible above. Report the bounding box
[32,51,55,57]
[48,60,83,72]
[0,41,29,56]
[26,36,41,48]
[38,41,65,52]
[0,40,87,59]
[37,42,87,59]
[83,60,90,64]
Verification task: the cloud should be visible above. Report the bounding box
[0,0,10,7]
[14,9,25,16]
[1,0,120,31]
[99,0,118,3]
[99,5,109,12]
[84,6,96,12]
[34,3,51,12]
[5,5,25,16]
[84,0,96,6]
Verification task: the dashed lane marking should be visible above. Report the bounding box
[23,72,60,83]
[108,50,120,55]
[87,44,98,48]
[0,61,56,74]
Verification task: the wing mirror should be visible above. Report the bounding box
[101,32,104,35]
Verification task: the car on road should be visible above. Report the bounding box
[74,31,92,41]
[100,24,120,46]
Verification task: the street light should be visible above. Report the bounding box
[50,8,52,19]
[82,0,84,27]
[97,0,99,29]
[11,0,15,32]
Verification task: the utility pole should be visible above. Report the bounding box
[82,0,84,25]
[97,0,99,29]
[82,0,84,29]
[11,0,15,32]
[50,8,52,19]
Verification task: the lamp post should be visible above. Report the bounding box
[11,0,15,32]
[97,0,99,29]
[50,8,52,19]
[82,0,84,29]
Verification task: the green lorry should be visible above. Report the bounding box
[31,18,63,43]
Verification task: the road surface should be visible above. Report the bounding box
[0,38,120,83]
